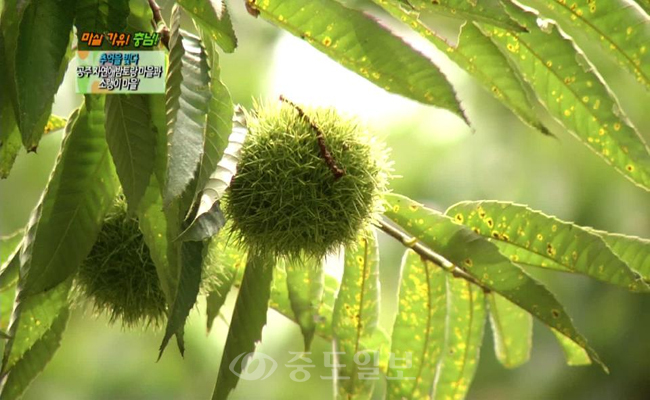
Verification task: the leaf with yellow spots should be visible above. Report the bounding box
[524,0,650,92]
[399,0,525,32]
[178,0,237,53]
[384,193,605,371]
[0,276,72,399]
[588,229,650,282]
[479,3,650,191]
[432,275,486,400]
[285,256,324,351]
[247,0,468,124]
[0,291,70,400]
[332,229,381,399]
[446,201,650,292]
[373,1,551,135]
[487,293,532,369]
[386,249,447,400]
[43,114,66,134]
[552,328,591,366]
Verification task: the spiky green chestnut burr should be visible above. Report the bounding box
[76,197,166,328]
[224,99,390,260]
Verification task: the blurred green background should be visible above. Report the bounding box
[1,1,649,399]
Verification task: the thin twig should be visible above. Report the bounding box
[148,0,170,49]
[280,95,346,180]
[375,218,488,290]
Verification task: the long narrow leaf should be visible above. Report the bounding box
[589,230,650,282]
[249,0,468,123]
[384,193,605,370]
[15,0,74,149]
[21,96,119,295]
[180,0,237,53]
[480,3,650,191]
[386,250,447,400]
[524,0,650,91]
[552,328,591,366]
[432,275,486,400]
[164,5,212,206]
[401,0,524,31]
[285,257,324,351]
[212,248,274,400]
[374,0,550,134]
[105,94,157,211]
[446,201,649,291]
[332,229,381,399]
[487,293,532,368]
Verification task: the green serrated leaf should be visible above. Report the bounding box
[75,0,129,40]
[384,193,605,371]
[105,94,157,212]
[158,240,204,358]
[15,0,74,150]
[164,5,212,207]
[285,257,324,351]
[552,327,591,366]
[374,0,549,134]
[249,0,468,123]
[180,0,237,53]
[402,0,524,31]
[446,201,649,292]
[432,275,486,400]
[212,248,274,400]
[0,254,19,293]
[589,230,650,282]
[205,237,246,333]
[21,96,120,295]
[0,305,69,400]
[0,230,23,292]
[526,0,650,91]
[1,277,71,376]
[480,4,650,191]
[332,229,380,400]
[386,249,446,400]
[487,293,532,369]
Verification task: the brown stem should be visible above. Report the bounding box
[148,0,170,49]
[279,95,346,180]
[375,218,488,290]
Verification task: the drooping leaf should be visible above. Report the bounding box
[487,292,533,369]
[248,0,468,123]
[400,0,524,31]
[158,240,204,358]
[386,249,447,400]
[212,248,274,400]
[285,257,324,351]
[205,236,246,333]
[525,0,650,91]
[21,96,120,295]
[179,106,244,242]
[164,5,212,207]
[384,193,605,370]
[1,278,71,381]
[552,328,591,366]
[445,201,649,291]
[105,94,157,212]
[432,275,486,400]
[179,0,237,53]
[479,4,650,191]
[589,230,650,282]
[374,1,549,134]
[332,229,381,400]
[0,305,69,400]
[15,0,74,150]
[269,263,340,341]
